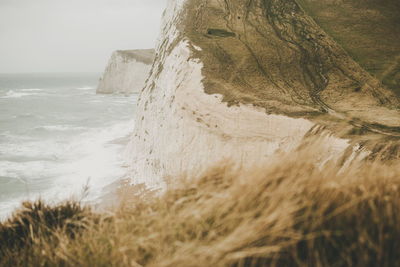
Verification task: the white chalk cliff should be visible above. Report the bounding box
[126,0,400,187]
[97,49,155,94]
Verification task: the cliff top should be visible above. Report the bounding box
[114,49,155,65]
[150,0,400,153]
[298,0,400,96]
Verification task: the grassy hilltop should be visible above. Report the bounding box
[298,0,400,96]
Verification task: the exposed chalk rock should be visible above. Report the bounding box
[97,49,155,94]
[126,0,400,187]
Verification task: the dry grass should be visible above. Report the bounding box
[1,147,400,266]
[298,0,400,95]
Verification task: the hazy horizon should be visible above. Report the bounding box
[0,0,166,73]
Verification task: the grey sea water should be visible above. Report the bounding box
[0,73,137,219]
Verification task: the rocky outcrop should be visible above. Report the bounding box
[97,49,154,94]
[126,0,400,187]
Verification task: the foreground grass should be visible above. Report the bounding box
[1,148,400,266]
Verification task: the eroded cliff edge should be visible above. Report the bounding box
[97,49,155,94]
[127,0,400,186]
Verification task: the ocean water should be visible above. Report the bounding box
[0,73,138,220]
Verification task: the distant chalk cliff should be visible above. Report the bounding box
[97,49,155,94]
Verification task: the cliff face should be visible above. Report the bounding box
[127,0,400,187]
[97,49,155,94]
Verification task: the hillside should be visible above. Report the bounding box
[181,0,400,134]
[127,0,400,186]
[298,0,400,96]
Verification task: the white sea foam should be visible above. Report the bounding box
[1,90,38,99]
[0,119,135,220]
[52,120,135,201]
[76,86,94,90]
[0,160,52,180]
[0,139,63,159]
[35,125,87,132]
[0,73,125,220]
[20,88,44,92]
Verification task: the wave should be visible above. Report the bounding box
[76,86,94,91]
[0,139,62,160]
[0,90,39,99]
[15,113,37,119]
[20,88,44,92]
[0,160,52,180]
[0,118,135,195]
[0,83,136,219]
[34,125,87,132]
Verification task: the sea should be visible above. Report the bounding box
[0,73,138,220]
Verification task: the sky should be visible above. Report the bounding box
[0,0,166,73]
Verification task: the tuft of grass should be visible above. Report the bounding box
[1,147,400,266]
[0,201,94,266]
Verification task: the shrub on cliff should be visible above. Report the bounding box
[1,147,400,266]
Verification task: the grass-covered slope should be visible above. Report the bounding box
[1,146,400,266]
[171,0,400,147]
[182,0,399,111]
[298,0,400,96]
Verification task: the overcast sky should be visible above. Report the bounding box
[0,0,166,73]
